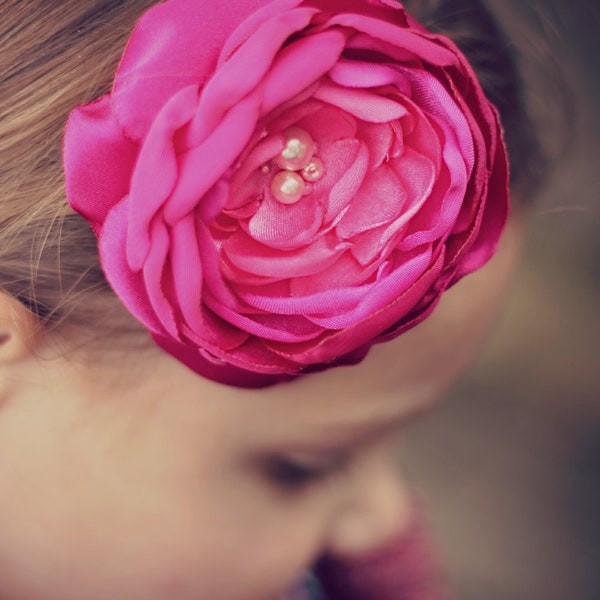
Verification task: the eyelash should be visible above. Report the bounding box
[265,456,349,490]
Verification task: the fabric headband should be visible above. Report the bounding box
[64,0,509,388]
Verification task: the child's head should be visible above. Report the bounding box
[0,1,543,598]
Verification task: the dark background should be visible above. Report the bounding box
[402,1,600,599]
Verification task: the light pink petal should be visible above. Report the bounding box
[325,140,369,223]
[221,258,283,287]
[246,192,323,250]
[306,247,432,329]
[326,13,458,67]
[336,166,407,239]
[296,104,358,148]
[223,231,349,278]
[399,65,475,173]
[272,251,445,366]
[356,121,394,170]
[350,224,391,266]
[314,79,408,123]
[196,221,241,310]
[237,281,371,316]
[329,58,404,89]
[385,147,437,235]
[396,165,452,251]
[397,144,467,250]
[401,98,443,171]
[290,252,380,296]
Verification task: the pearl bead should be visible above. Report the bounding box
[273,126,315,171]
[271,171,305,205]
[301,157,325,182]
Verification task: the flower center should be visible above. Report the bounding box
[266,127,326,205]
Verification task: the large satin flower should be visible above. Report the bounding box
[64,0,509,387]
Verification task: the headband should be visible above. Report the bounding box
[64,0,509,388]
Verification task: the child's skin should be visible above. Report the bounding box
[0,219,520,600]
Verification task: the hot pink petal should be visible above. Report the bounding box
[163,90,263,225]
[113,0,277,140]
[269,251,446,366]
[185,8,319,145]
[99,198,167,336]
[125,85,199,270]
[64,96,137,231]
[204,296,323,343]
[261,29,348,114]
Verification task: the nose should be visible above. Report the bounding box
[323,452,413,561]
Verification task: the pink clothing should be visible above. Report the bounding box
[281,508,447,600]
[315,514,447,600]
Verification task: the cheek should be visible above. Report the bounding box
[0,461,313,600]
[0,412,328,600]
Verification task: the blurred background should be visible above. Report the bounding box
[401,1,599,599]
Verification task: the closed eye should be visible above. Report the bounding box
[264,454,350,491]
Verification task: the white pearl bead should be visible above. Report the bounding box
[273,126,315,171]
[271,171,305,205]
[301,157,325,182]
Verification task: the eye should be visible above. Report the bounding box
[264,455,349,490]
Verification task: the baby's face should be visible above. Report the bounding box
[0,221,520,600]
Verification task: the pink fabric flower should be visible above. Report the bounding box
[64,0,509,387]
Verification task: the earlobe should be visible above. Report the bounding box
[0,293,41,364]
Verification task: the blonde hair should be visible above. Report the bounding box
[0,0,545,334]
[0,0,156,334]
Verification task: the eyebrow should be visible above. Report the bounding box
[289,403,424,453]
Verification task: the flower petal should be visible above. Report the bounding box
[314,79,408,123]
[223,231,349,279]
[246,191,323,250]
[336,166,407,239]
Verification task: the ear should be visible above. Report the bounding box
[0,292,42,364]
